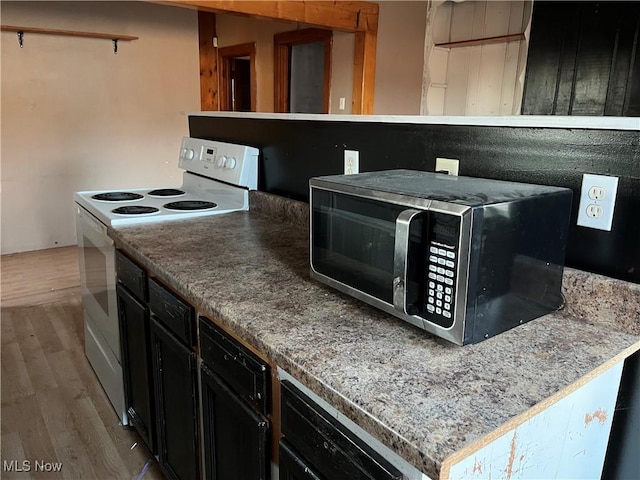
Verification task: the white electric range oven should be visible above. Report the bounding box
[74,137,258,423]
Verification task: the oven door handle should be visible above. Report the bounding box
[393,208,423,315]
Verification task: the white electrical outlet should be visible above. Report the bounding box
[577,173,619,231]
[339,97,346,110]
[435,157,459,176]
[344,150,359,175]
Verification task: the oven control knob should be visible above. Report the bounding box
[226,157,237,169]
[184,148,195,160]
[217,156,227,167]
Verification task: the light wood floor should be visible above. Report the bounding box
[1,246,163,479]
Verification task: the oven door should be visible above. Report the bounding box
[76,204,127,423]
[76,205,120,360]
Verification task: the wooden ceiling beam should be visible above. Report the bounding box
[148,1,378,33]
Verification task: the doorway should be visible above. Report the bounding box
[219,43,257,112]
[274,28,332,113]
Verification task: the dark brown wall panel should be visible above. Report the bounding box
[522,1,640,117]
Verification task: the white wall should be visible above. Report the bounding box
[423,0,532,115]
[1,1,200,254]
[374,1,428,115]
[330,32,355,114]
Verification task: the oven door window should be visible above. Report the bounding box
[83,235,111,317]
[312,190,421,304]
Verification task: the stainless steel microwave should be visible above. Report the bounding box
[309,170,572,345]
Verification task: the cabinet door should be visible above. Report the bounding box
[281,380,403,480]
[151,316,199,480]
[279,439,322,480]
[201,365,269,480]
[117,284,155,453]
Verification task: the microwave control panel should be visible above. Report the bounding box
[424,213,460,328]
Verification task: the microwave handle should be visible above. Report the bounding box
[393,208,423,315]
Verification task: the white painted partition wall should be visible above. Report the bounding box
[443,361,625,479]
[423,1,533,116]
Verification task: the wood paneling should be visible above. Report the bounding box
[427,0,530,116]
[1,247,163,479]
[522,1,640,116]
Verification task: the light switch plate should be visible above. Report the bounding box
[577,173,619,231]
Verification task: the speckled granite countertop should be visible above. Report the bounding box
[110,192,640,480]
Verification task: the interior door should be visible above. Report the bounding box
[219,43,256,112]
[274,28,332,113]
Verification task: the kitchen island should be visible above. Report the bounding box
[110,191,640,480]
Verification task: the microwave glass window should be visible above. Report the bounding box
[312,190,427,307]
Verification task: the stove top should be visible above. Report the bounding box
[75,138,259,226]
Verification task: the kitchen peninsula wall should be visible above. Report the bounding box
[189,113,639,284]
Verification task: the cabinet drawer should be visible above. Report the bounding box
[116,250,147,301]
[199,317,270,415]
[281,380,403,480]
[148,278,195,347]
[279,439,322,480]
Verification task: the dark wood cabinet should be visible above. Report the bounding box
[150,316,199,480]
[199,317,270,480]
[116,251,155,453]
[280,380,403,480]
[117,283,155,453]
[117,255,408,480]
[117,256,201,480]
[146,278,199,480]
[201,365,270,480]
[278,439,322,480]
